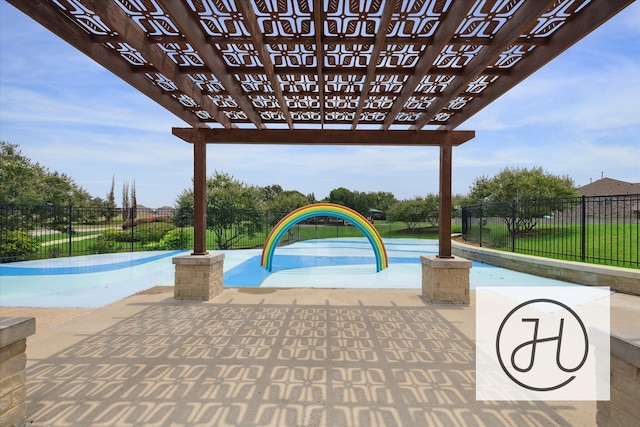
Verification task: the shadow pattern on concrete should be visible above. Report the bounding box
[26,299,576,426]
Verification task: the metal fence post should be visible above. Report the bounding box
[68,205,73,257]
[511,200,516,252]
[461,207,466,237]
[581,195,586,262]
[181,208,186,250]
[0,206,3,261]
[130,206,135,252]
[479,205,483,247]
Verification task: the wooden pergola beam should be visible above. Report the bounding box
[351,0,395,130]
[158,0,262,129]
[412,0,557,130]
[235,1,293,129]
[82,0,229,128]
[313,0,326,128]
[381,1,475,130]
[7,0,206,128]
[440,0,635,130]
[172,128,475,146]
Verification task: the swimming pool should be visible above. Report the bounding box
[0,238,583,308]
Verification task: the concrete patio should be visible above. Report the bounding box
[6,286,638,426]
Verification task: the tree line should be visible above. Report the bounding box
[2,141,579,237]
[1,142,141,216]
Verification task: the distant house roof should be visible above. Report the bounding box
[578,178,640,197]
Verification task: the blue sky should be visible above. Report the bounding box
[1,2,639,208]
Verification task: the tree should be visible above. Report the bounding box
[326,187,361,212]
[1,142,104,232]
[260,184,283,204]
[388,195,439,230]
[131,180,137,223]
[266,190,308,213]
[467,166,579,233]
[306,193,316,204]
[104,175,117,222]
[122,181,130,223]
[120,180,138,226]
[363,191,397,219]
[0,141,44,206]
[0,141,96,207]
[326,187,396,217]
[468,166,578,203]
[452,193,470,218]
[265,190,309,226]
[175,171,263,249]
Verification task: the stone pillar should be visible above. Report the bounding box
[597,333,640,426]
[421,256,471,304]
[173,253,225,300]
[0,317,36,427]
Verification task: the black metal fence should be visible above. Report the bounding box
[1,205,179,262]
[1,204,440,263]
[461,194,640,268]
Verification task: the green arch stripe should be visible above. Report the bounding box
[261,203,388,272]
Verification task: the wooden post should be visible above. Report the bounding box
[193,140,208,255]
[438,138,453,258]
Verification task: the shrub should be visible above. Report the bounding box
[89,237,122,254]
[143,228,190,250]
[100,229,124,241]
[89,229,127,253]
[143,242,161,250]
[48,247,62,258]
[133,222,175,244]
[160,228,190,249]
[1,230,40,262]
[122,215,172,230]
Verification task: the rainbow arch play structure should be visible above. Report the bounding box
[261,203,389,272]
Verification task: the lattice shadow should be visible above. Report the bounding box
[26,299,578,426]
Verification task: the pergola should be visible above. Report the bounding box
[8,0,633,258]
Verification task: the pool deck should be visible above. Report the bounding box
[7,287,640,427]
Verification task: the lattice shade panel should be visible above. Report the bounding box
[10,0,632,131]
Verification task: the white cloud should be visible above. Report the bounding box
[0,85,182,133]
[468,58,640,132]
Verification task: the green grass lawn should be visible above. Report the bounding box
[23,219,637,269]
[465,222,639,268]
[196,221,443,249]
[34,221,442,256]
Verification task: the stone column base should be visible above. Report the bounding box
[0,317,36,427]
[172,253,225,301]
[596,333,640,426]
[421,256,472,304]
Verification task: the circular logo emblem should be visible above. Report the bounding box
[496,298,589,391]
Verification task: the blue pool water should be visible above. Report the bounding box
[0,238,584,308]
